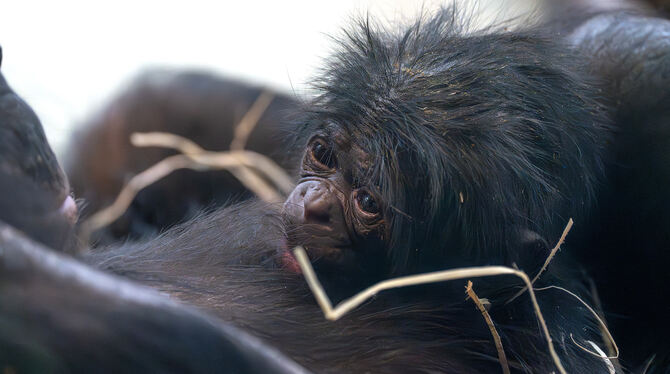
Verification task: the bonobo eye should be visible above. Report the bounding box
[354,189,380,215]
[308,138,336,169]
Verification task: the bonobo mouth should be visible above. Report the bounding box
[280,176,358,275]
[278,239,302,274]
[280,228,353,274]
[280,187,354,274]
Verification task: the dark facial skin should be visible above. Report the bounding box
[282,133,387,282]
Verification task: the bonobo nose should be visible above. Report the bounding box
[283,180,337,225]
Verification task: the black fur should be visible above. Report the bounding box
[86,200,614,373]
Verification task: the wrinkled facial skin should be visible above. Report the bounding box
[281,129,387,280]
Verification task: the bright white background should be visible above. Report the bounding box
[0,0,525,156]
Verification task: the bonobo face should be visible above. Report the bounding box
[282,126,387,277]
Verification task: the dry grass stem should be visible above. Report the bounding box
[82,92,281,241]
[507,218,574,303]
[130,133,294,195]
[292,246,568,374]
[230,91,275,151]
[130,132,205,155]
[79,149,289,241]
[586,342,616,374]
[82,128,295,241]
[190,151,294,195]
[465,280,510,374]
[588,278,620,365]
[79,154,195,243]
[588,340,616,374]
[535,285,619,360]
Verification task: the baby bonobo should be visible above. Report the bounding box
[279,12,607,295]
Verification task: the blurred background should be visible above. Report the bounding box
[0,0,533,156]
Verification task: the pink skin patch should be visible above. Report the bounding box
[279,239,303,274]
[280,249,302,274]
[58,195,78,224]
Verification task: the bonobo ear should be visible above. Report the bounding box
[0,45,3,68]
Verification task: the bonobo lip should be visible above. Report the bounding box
[280,233,352,274]
[279,239,302,274]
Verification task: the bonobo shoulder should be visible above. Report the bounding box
[569,11,670,111]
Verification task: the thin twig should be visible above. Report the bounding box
[80,90,283,241]
[507,218,574,304]
[131,132,205,155]
[80,149,289,241]
[191,151,294,195]
[230,91,275,151]
[588,277,620,367]
[79,154,196,243]
[131,133,294,195]
[292,246,568,374]
[465,280,510,374]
